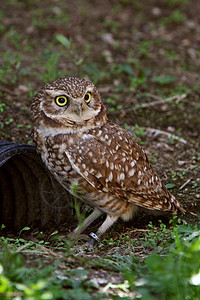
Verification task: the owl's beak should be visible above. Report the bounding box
[73,102,82,117]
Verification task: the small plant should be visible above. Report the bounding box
[55,33,71,49]
[165,183,175,189]
[106,97,123,112]
[133,124,146,137]
[171,170,176,179]
[116,63,134,76]
[161,10,186,26]
[122,220,200,299]
[7,27,23,50]
[152,75,176,85]
[138,41,152,58]
[5,118,14,125]
[103,19,120,33]
[141,221,174,253]
[40,52,62,83]
[129,74,147,89]
[82,62,102,83]
[137,235,200,299]
[0,50,22,84]
[178,168,186,179]
[0,103,9,112]
[0,242,68,299]
[164,0,189,7]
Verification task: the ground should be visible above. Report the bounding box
[0,0,200,299]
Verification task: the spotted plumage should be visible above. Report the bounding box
[31,76,185,238]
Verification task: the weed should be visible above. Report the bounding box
[117,63,134,76]
[178,168,186,179]
[55,33,71,49]
[171,170,176,179]
[130,76,146,89]
[106,96,123,112]
[5,118,14,125]
[140,221,174,253]
[82,62,102,83]
[148,150,158,164]
[173,83,190,94]
[0,50,22,84]
[28,83,37,98]
[167,128,184,143]
[1,219,200,299]
[161,10,186,26]
[133,124,146,137]
[54,10,70,25]
[104,19,120,33]
[165,183,175,190]
[40,52,63,83]
[129,67,149,89]
[192,182,198,189]
[0,242,67,299]
[122,220,200,299]
[164,49,178,62]
[164,0,189,8]
[106,98,116,106]
[7,27,23,50]
[138,235,200,299]
[0,103,9,112]
[0,24,5,35]
[152,75,176,85]
[138,41,152,58]
[0,239,107,299]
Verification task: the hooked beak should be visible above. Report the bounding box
[73,102,82,116]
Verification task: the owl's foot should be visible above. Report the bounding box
[69,214,119,243]
[69,208,102,239]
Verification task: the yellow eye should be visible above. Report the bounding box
[84,92,91,103]
[55,95,68,107]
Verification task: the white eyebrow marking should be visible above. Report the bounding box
[46,89,69,97]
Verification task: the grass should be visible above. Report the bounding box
[1,219,200,299]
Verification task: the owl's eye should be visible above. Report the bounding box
[84,92,91,104]
[55,95,68,107]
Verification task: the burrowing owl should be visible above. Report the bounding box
[31,77,185,239]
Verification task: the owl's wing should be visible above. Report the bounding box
[65,124,183,213]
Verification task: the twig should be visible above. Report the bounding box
[16,242,33,253]
[126,93,187,112]
[140,127,188,144]
[129,228,151,233]
[189,211,198,217]
[146,93,163,100]
[180,178,192,190]
[129,126,188,144]
[16,243,63,258]
[16,249,52,255]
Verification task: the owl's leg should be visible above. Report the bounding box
[89,215,119,241]
[71,208,102,237]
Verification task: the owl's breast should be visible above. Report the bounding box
[34,131,92,195]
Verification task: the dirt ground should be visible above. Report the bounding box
[0,0,200,234]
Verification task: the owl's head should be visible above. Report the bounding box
[31,77,107,129]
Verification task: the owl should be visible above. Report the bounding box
[31,76,185,240]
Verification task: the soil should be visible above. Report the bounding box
[0,0,200,234]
